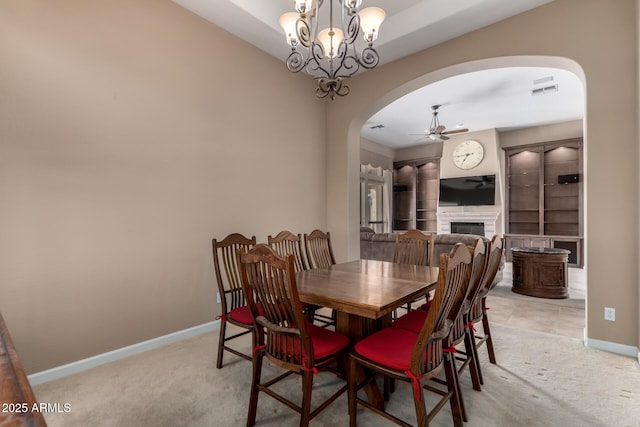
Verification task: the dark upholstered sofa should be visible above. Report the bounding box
[360,228,503,282]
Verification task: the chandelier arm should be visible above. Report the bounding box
[343,10,359,45]
[333,53,360,79]
[357,45,380,70]
[306,43,332,79]
[296,17,314,48]
[285,49,307,73]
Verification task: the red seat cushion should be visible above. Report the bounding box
[308,324,350,359]
[353,327,418,371]
[228,306,253,325]
[392,309,428,334]
[266,324,349,363]
[227,304,264,325]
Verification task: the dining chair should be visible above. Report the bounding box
[445,237,488,420]
[303,229,337,328]
[348,243,472,427]
[468,235,504,382]
[393,229,435,267]
[393,229,435,316]
[304,229,336,269]
[212,233,256,369]
[268,230,308,272]
[239,244,350,427]
[391,238,487,422]
[269,230,319,323]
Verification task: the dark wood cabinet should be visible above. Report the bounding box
[393,158,439,232]
[512,247,570,299]
[504,139,583,267]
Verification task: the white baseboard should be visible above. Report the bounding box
[28,320,221,386]
[583,336,638,358]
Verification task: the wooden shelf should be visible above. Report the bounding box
[393,157,440,231]
[504,138,583,267]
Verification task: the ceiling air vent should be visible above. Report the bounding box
[531,84,558,96]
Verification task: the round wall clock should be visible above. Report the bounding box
[452,139,484,170]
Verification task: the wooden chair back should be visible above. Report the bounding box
[239,244,313,372]
[471,235,504,321]
[451,238,488,344]
[484,235,505,293]
[393,229,435,267]
[463,238,490,314]
[304,229,336,269]
[411,243,472,374]
[268,230,308,272]
[212,233,256,315]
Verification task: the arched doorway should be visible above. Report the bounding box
[350,56,588,337]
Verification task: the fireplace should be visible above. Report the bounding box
[438,211,499,238]
[451,222,485,235]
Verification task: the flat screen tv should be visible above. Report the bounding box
[438,175,496,206]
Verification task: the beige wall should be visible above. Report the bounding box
[500,120,583,148]
[0,0,327,373]
[360,138,394,171]
[327,0,639,349]
[394,141,443,163]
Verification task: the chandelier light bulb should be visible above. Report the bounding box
[317,27,344,58]
[359,7,386,42]
[279,12,300,46]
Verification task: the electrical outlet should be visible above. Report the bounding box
[604,307,615,321]
[216,292,221,304]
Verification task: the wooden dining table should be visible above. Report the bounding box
[296,259,439,407]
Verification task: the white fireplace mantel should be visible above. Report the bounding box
[438,211,500,238]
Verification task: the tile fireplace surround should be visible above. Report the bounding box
[438,211,500,238]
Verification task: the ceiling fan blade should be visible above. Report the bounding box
[439,135,450,141]
[442,128,469,135]
[408,133,428,136]
[435,125,446,133]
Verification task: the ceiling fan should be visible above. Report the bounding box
[411,105,469,141]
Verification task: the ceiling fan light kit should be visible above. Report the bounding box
[279,0,385,99]
[411,105,469,142]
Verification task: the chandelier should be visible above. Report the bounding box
[279,0,386,100]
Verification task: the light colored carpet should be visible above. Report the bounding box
[34,306,640,427]
[489,283,584,309]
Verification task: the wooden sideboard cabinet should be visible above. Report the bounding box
[505,234,582,267]
[512,247,570,299]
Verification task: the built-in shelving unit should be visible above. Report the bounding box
[393,157,440,232]
[504,138,583,267]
